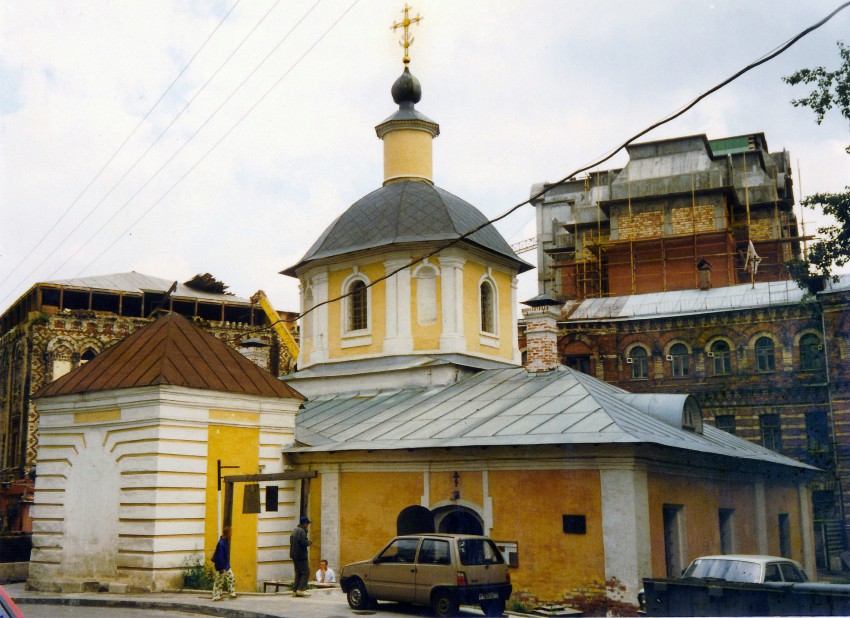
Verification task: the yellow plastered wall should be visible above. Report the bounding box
[717,481,759,554]
[648,474,720,576]
[646,474,799,577]
[328,263,386,359]
[429,470,483,506]
[339,471,423,566]
[489,469,604,601]
[206,424,260,592]
[765,484,803,560]
[411,268,442,351]
[383,129,434,183]
[462,263,515,361]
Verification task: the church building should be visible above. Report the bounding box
[279,29,819,605]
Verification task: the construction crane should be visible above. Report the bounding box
[511,238,537,255]
[250,290,299,363]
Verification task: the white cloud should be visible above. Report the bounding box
[1,0,849,313]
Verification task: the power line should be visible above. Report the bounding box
[291,0,850,325]
[0,0,242,291]
[1,0,333,307]
[28,1,288,285]
[73,0,362,279]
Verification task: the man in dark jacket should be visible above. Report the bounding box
[211,526,236,601]
[290,516,312,597]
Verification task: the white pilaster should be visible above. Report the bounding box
[797,481,816,578]
[482,470,493,536]
[438,254,467,353]
[309,269,329,365]
[320,466,340,576]
[383,257,413,354]
[421,471,430,508]
[511,277,521,364]
[601,468,651,601]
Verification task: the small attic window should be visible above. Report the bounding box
[682,398,703,433]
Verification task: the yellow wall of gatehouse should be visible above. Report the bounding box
[489,469,605,601]
[206,423,260,592]
[339,471,424,567]
[647,473,805,577]
[765,484,804,558]
[334,467,605,602]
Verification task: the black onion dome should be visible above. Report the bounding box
[282,181,533,277]
[391,67,422,106]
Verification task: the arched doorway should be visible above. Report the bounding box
[435,506,483,535]
[397,505,435,535]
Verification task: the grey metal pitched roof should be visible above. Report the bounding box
[562,276,850,322]
[286,365,812,470]
[45,272,251,304]
[282,181,532,276]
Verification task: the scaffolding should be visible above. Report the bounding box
[543,162,808,302]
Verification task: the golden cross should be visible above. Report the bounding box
[391,4,422,65]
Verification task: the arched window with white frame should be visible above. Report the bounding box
[347,279,368,333]
[479,279,496,335]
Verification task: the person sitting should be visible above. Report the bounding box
[315,559,336,584]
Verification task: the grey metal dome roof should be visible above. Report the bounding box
[282,180,532,277]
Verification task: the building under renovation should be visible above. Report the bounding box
[528,133,850,573]
[0,272,297,541]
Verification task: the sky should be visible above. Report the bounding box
[2,0,849,316]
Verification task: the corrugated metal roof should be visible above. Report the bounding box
[562,276,850,322]
[45,272,251,303]
[287,365,811,470]
[34,312,305,400]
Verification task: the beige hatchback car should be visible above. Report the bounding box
[339,534,512,617]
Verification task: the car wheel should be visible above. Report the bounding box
[431,589,459,617]
[481,599,506,617]
[346,579,372,610]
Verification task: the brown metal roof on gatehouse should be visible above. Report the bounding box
[34,311,305,400]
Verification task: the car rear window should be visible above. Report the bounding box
[457,538,504,566]
[683,559,761,583]
[418,539,451,565]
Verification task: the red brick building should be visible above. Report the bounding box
[527,133,850,572]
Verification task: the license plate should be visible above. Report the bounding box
[478,592,498,601]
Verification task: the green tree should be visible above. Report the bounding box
[782,41,850,286]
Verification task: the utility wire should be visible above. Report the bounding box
[4,0,318,305]
[0,0,242,291]
[8,0,285,297]
[74,0,362,278]
[287,0,850,327]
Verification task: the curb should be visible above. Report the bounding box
[12,596,292,618]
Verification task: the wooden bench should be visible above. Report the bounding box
[262,580,292,593]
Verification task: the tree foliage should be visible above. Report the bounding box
[782,41,850,286]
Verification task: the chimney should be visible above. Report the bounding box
[697,259,712,290]
[521,295,562,373]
